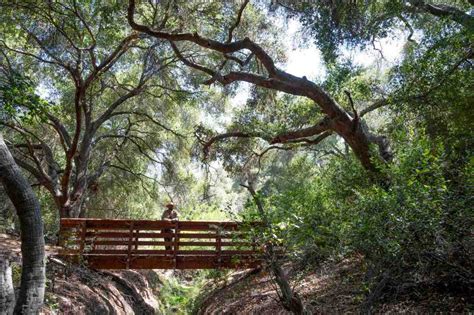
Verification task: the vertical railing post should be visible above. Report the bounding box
[79,221,87,256]
[126,222,134,269]
[58,220,64,248]
[173,221,179,269]
[216,228,222,269]
[134,228,139,252]
[92,228,98,253]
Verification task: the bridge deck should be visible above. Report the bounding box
[59,218,263,269]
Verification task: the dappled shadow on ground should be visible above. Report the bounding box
[198,255,471,314]
[0,233,60,261]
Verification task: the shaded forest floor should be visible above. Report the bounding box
[197,255,471,314]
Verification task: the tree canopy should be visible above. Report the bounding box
[0,0,472,312]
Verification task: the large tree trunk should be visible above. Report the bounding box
[0,133,45,314]
[59,136,94,218]
[58,184,87,218]
[0,258,15,315]
[59,203,82,219]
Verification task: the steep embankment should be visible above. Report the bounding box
[44,265,160,314]
[197,256,471,314]
[0,234,161,314]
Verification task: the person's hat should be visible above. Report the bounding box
[165,202,174,209]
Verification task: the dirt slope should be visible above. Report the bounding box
[197,256,471,314]
[0,233,161,314]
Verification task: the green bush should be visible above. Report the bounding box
[243,130,472,288]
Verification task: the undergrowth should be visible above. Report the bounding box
[158,269,229,314]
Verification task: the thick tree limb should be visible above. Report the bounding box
[128,0,388,172]
[128,1,355,121]
[202,131,262,157]
[360,99,387,117]
[271,118,330,144]
[13,157,46,184]
[0,133,45,314]
[128,0,278,76]
[407,1,474,31]
[45,113,72,149]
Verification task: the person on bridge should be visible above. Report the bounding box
[161,203,179,251]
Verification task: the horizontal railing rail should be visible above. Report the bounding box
[59,218,264,269]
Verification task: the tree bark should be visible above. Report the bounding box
[0,133,45,314]
[407,0,474,31]
[0,257,15,315]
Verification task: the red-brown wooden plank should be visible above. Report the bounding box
[76,232,240,241]
[61,232,253,246]
[77,240,254,247]
[82,249,260,255]
[86,232,175,238]
[176,241,216,246]
[177,233,243,239]
[91,240,175,246]
[61,219,255,229]
[84,255,262,269]
[89,249,174,255]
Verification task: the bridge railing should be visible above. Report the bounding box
[59,218,263,269]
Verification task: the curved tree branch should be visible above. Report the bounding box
[226,0,250,43]
[128,0,387,172]
[407,1,474,31]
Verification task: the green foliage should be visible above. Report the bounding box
[0,69,53,123]
[389,25,473,142]
[242,128,472,285]
[157,271,224,315]
[286,0,473,63]
[0,0,471,308]
[11,262,21,286]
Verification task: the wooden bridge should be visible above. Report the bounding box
[59,218,263,269]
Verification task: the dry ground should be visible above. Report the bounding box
[0,233,160,314]
[197,255,471,314]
